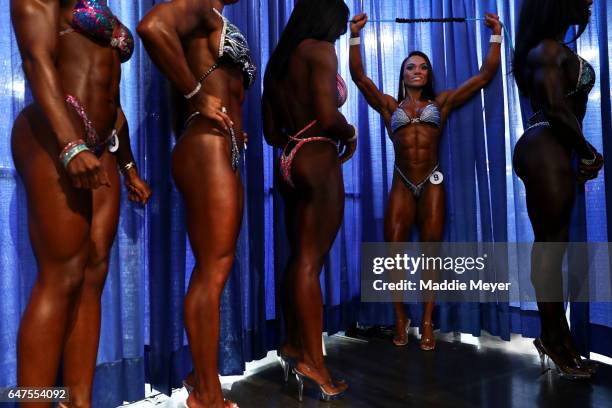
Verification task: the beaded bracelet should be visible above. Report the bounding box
[60,142,90,168]
[59,139,85,159]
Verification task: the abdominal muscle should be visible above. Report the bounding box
[391,125,441,182]
[56,46,120,137]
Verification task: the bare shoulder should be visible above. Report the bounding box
[527,39,567,68]
[299,39,336,67]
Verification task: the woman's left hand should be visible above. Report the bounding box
[339,127,357,164]
[484,12,502,35]
[577,151,604,183]
[339,139,357,164]
[124,168,153,204]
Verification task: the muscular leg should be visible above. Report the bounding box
[514,131,576,360]
[383,174,417,345]
[284,141,345,390]
[173,124,243,408]
[12,109,91,408]
[416,182,445,350]
[62,152,121,408]
[279,184,302,359]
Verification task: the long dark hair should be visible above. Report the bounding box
[264,0,349,82]
[397,51,436,101]
[513,0,589,93]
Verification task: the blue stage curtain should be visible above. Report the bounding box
[0,1,611,407]
[352,0,612,355]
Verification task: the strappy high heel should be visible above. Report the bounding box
[570,354,598,375]
[534,338,591,380]
[561,337,599,375]
[392,318,411,346]
[420,321,436,351]
[293,368,348,402]
[277,350,295,383]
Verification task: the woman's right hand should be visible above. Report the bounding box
[66,151,111,190]
[188,91,234,133]
[350,13,368,35]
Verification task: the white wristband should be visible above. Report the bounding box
[580,150,597,165]
[184,82,202,99]
[349,37,361,46]
[490,35,503,44]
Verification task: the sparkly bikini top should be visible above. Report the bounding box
[208,8,256,88]
[336,73,348,107]
[390,101,441,133]
[59,0,134,63]
[566,52,595,98]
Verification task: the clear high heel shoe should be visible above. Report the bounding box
[562,339,598,375]
[534,338,591,380]
[419,321,436,351]
[293,366,348,402]
[277,350,295,383]
[392,318,411,346]
[570,354,598,375]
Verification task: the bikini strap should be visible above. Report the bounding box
[197,62,221,84]
[288,120,318,141]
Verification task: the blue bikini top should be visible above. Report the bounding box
[390,101,441,133]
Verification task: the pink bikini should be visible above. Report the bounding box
[279,74,348,188]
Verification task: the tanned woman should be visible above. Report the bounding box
[138,0,254,406]
[350,12,501,351]
[11,1,151,407]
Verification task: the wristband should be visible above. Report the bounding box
[349,37,361,46]
[184,82,202,100]
[580,151,597,166]
[59,139,85,158]
[60,143,90,169]
[490,35,503,44]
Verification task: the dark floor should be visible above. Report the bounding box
[226,333,612,408]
